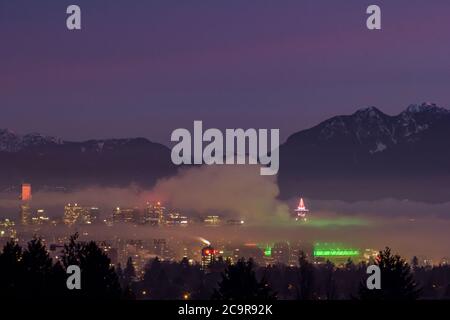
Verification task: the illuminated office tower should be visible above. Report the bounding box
[64,204,99,226]
[294,197,309,221]
[20,183,32,225]
[20,203,32,225]
[165,212,188,226]
[113,207,139,224]
[204,215,221,226]
[152,239,170,259]
[21,183,32,201]
[272,242,290,265]
[64,203,82,226]
[79,207,99,225]
[201,245,218,270]
[31,209,50,225]
[144,202,165,226]
[75,206,99,225]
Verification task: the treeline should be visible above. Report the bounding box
[0,234,121,300]
[1,235,449,300]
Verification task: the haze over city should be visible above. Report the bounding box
[2,0,450,304]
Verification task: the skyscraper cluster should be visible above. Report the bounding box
[63,203,99,226]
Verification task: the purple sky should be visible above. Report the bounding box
[1,0,450,144]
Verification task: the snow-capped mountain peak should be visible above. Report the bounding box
[353,106,385,119]
[0,129,61,152]
[405,102,449,115]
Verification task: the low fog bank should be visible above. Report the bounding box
[1,164,450,260]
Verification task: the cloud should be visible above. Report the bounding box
[152,164,290,223]
[0,164,290,224]
[309,198,450,219]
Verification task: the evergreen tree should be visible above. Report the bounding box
[345,258,356,271]
[359,247,421,300]
[62,233,121,299]
[21,237,54,298]
[123,257,136,285]
[140,257,162,299]
[297,251,315,300]
[121,257,137,299]
[411,256,419,271]
[0,240,23,298]
[324,260,336,300]
[213,258,276,300]
[116,263,124,284]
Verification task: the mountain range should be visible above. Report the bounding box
[278,103,450,202]
[0,130,176,190]
[1,102,450,202]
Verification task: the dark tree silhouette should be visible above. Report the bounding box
[213,258,276,300]
[116,263,124,283]
[61,233,121,299]
[140,257,166,299]
[359,247,421,300]
[7,235,450,300]
[21,237,54,298]
[324,260,336,300]
[297,251,315,300]
[0,240,23,298]
[121,257,137,299]
[345,258,356,271]
[123,257,136,286]
[411,256,419,271]
[0,238,67,299]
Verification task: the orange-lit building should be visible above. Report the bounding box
[20,183,32,225]
[22,183,32,201]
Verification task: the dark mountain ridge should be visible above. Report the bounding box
[278,103,450,202]
[0,131,176,190]
[2,102,450,202]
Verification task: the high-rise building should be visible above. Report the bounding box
[201,245,218,270]
[143,202,165,226]
[20,203,32,225]
[288,241,303,266]
[21,183,32,201]
[64,203,98,226]
[80,207,99,225]
[204,215,221,226]
[64,203,82,226]
[20,183,32,225]
[152,239,170,259]
[272,242,290,265]
[31,209,50,225]
[165,212,188,226]
[113,207,140,224]
[294,197,309,221]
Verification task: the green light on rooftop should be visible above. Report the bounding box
[313,243,360,257]
[313,249,359,257]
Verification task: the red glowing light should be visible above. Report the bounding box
[22,183,32,201]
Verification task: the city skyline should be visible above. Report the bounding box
[2,1,450,304]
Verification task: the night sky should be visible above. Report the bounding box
[1,0,450,144]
